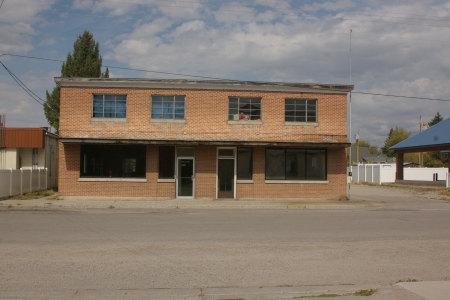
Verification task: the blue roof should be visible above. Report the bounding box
[390,117,450,151]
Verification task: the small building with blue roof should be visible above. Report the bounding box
[390,117,450,180]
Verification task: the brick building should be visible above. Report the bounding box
[57,78,353,200]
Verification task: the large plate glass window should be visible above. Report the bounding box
[93,94,127,118]
[285,99,317,122]
[80,145,145,178]
[228,97,261,121]
[266,148,326,180]
[152,96,185,119]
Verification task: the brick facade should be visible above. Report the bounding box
[57,78,351,200]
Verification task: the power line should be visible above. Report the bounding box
[0,0,5,11]
[0,61,45,106]
[3,53,450,103]
[352,92,450,102]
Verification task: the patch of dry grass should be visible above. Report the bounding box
[3,190,55,201]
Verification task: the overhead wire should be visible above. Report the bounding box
[0,61,45,106]
[2,53,450,103]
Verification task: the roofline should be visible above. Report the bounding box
[59,137,350,148]
[54,77,354,94]
[392,143,450,153]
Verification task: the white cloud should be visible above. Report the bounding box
[0,0,56,23]
[0,23,36,53]
[302,0,355,12]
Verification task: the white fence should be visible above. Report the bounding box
[0,168,48,198]
[348,164,449,185]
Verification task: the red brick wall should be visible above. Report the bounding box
[59,144,347,200]
[59,87,347,143]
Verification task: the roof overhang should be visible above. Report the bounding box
[59,137,350,148]
[393,144,450,153]
[54,78,354,94]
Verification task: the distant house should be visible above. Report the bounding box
[350,146,388,164]
[0,127,58,188]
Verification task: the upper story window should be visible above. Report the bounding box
[285,99,317,123]
[151,96,185,120]
[228,97,261,121]
[93,95,127,118]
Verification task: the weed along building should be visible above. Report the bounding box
[56,78,353,200]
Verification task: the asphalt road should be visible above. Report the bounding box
[1,185,450,299]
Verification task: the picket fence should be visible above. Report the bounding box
[0,168,48,198]
[348,164,449,187]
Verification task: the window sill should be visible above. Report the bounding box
[284,122,318,127]
[236,179,254,184]
[91,118,127,123]
[157,178,175,183]
[151,119,186,124]
[78,178,147,182]
[228,120,262,125]
[265,180,328,184]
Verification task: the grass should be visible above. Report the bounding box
[108,205,115,209]
[353,289,377,296]
[2,190,55,201]
[294,294,340,298]
[397,278,419,283]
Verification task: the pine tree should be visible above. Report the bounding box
[428,112,443,127]
[44,30,109,133]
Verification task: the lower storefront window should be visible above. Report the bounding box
[265,148,326,180]
[80,145,146,178]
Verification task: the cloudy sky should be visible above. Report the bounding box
[1,0,450,147]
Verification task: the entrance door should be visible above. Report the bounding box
[177,158,194,197]
[218,159,234,198]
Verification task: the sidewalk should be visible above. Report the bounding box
[0,194,385,211]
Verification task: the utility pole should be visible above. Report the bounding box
[419,116,427,167]
[355,129,360,164]
[419,116,423,167]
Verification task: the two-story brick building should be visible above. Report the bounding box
[56,78,353,200]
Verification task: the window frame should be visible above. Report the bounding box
[151,95,186,120]
[228,97,262,121]
[92,94,127,119]
[80,144,146,179]
[285,98,317,123]
[237,147,253,180]
[265,148,327,181]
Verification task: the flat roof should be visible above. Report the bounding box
[55,77,354,94]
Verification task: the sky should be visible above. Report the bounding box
[1,0,450,147]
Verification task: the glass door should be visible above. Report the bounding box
[218,159,234,198]
[177,158,194,197]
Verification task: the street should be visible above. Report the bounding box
[1,185,450,299]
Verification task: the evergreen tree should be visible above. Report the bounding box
[428,112,443,127]
[44,30,109,133]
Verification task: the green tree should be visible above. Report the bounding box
[382,127,411,157]
[44,30,109,133]
[428,112,443,127]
